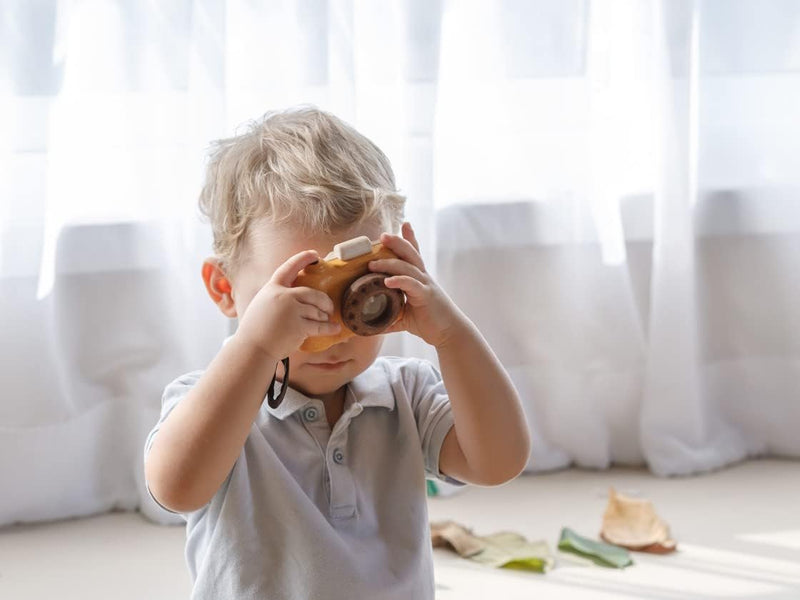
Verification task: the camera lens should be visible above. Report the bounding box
[341,273,405,335]
[361,293,388,324]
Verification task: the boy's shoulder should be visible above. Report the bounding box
[164,369,204,390]
[160,370,204,405]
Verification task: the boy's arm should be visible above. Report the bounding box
[145,250,339,513]
[435,317,531,486]
[369,223,531,487]
[144,336,278,513]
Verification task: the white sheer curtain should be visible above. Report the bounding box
[434,0,800,476]
[1,0,798,527]
[1,0,444,526]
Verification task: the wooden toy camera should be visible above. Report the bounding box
[295,236,406,352]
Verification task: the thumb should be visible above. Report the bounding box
[270,249,320,287]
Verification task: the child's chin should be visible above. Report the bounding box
[293,378,343,396]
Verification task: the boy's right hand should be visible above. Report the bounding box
[235,250,341,360]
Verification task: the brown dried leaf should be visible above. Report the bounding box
[600,488,677,553]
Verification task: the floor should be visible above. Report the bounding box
[1,459,798,599]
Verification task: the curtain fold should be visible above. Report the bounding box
[1,0,799,527]
[640,0,745,475]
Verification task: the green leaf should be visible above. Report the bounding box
[470,532,554,573]
[558,527,633,569]
[426,480,439,496]
[501,558,549,573]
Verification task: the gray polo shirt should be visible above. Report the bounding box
[144,355,465,599]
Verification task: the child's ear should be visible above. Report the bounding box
[202,258,237,318]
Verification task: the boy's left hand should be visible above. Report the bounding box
[368,222,465,348]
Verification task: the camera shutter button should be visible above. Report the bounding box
[330,236,372,261]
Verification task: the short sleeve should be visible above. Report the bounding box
[143,371,204,515]
[407,359,466,487]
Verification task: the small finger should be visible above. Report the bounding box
[402,222,421,253]
[304,319,342,337]
[271,250,320,287]
[300,304,330,322]
[368,258,425,281]
[384,275,426,300]
[380,232,426,272]
[293,287,335,314]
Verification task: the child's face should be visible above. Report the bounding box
[232,219,387,399]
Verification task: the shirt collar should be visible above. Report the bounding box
[222,336,396,420]
[264,358,397,420]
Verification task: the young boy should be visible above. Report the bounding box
[143,106,530,599]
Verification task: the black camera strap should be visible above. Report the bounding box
[266,357,290,409]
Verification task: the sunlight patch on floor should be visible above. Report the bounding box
[739,529,800,551]
[434,541,800,599]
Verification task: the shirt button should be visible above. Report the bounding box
[333,448,345,464]
[303,407,318,422]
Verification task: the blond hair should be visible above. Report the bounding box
[198,106,405,271]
